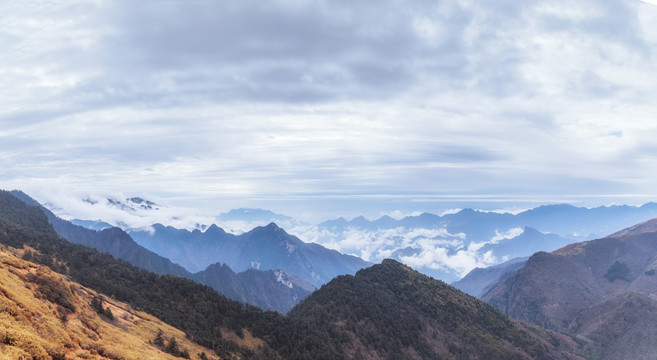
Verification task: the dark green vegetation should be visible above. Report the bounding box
[483,218,657,360]
[290,259,584,360]
[154,330,191,359]
[24,271,77,314]
[0,190,586,359]
[90,295,114,320]
[9,190,191,278]
[603,261,631,282]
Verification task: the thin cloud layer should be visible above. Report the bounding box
[2,0,657,218]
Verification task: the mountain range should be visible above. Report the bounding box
[9,190,316,313]
[11,187,657,358]
[318,204,657,240]
[55,192,657,282]
[0,187,595,359]
[302,204,657,281]
[128,222,371,287]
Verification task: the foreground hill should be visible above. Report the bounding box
[129,222,371,287]
[483,218,657,359]
[0,247,218,360]
[10,190,310,313]
[289,259,585,360]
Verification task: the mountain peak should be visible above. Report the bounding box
[205,223,227,235]
[9,190,41,206]
[265,222,280,229]
[127,197,156,206]
[380,258,404,267]
[522,226,542,234]
[291,256,584,359]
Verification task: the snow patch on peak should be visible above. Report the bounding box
[251,261,261,270]
[274,270,294,289]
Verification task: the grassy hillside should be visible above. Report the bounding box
[0,246,219,360]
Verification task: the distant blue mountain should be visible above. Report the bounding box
[479,227,569,260]
[315,204,657,281]
[318,204,657,242]
[217,208,294,223]
[126,196,157,209]
[192,264,314,314]
[70,219,114,231]
[452,257,529,297]
[129,222,371,287]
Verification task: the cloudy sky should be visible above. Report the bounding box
[3,0,657,221]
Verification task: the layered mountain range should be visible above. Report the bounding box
[312,204,657,281]
[0,188,594,359]
[9,187,657,358]
[129,223,371,287]
[9,191,324,313]
[318,204,657,240]
[57,192,657,283]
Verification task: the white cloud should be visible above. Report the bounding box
[400,247,498,278]
[382,210,424,220]
[296,225,483,277]
[469,227,525,251]
[439,208,463,216]
[23,188,216,231]
[491,227,525,243]
[2,0,657,228]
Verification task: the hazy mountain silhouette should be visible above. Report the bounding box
[130,222,371,287]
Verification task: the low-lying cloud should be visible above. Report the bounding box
[294,225,498,280]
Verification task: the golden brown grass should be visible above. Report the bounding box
[220,328,265,353]
[0,247,222,360]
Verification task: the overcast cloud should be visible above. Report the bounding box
[2,0,657,220]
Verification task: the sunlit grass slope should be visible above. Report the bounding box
[0,245,220,360]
